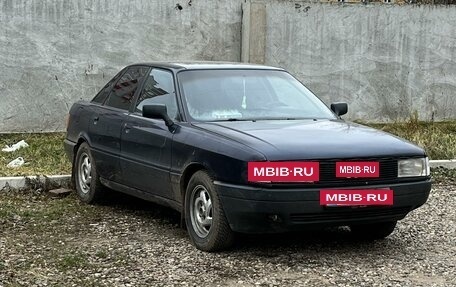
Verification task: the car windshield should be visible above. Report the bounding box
[177,69,336,121]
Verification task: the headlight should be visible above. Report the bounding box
[398,157,430,177]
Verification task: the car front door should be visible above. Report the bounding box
[88,66,149,182]
[120,68,179,199]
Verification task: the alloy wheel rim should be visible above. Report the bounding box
[78,153,92,194]
[190,185,213,238]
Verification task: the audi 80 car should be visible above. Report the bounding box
[65,62,431,251]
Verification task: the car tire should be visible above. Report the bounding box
[74,142,105,204]
[185,171,234,252]
[350,221,397,240]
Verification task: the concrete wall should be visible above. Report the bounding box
[264,1,456,121]
[1,0,455,132]
[0,0,241,132]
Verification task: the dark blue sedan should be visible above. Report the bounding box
[65,62,431,251]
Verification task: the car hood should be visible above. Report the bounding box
[192,120,425,161]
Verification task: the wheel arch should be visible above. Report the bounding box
[180,163,211,198]
[179,162,218,224]
[180,162,235,251]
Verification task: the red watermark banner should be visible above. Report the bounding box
[248,162,319,182]
[320,189,393,206]
[336,161,379,178]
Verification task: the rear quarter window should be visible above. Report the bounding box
[91,69,125,104]
[104,66,149,110]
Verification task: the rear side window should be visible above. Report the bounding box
[104,66,149,110]
[91,69,124,104]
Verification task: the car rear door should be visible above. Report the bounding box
[120,68,179,199]
[88,66,149,182]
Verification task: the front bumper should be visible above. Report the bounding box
[215,180,431,233]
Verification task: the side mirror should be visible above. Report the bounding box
[330,102,348,116]
[142,104,174,127]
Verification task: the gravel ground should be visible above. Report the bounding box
[0,181,455,287]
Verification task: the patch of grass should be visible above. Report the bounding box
[0,133,71,177]
[431,167,456,183]
[59,252,90,270]
[0,193,80,225]
[0,190,155,286]
[359,119,456,160]
[95,250,109,259]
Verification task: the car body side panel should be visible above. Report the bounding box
[66,101,92,144]
[120,114,173,198]
[169,123,267,203]
[87,105,125,182]
[65,102,95,162]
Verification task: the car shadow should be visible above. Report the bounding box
[98,189,182,225]
[96,189,405,255]
[234,229,399,253]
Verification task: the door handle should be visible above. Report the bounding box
[124,123,131,133]
[93,116,99,125]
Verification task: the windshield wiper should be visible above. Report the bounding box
[253,117,297,121]
[213,118,256,122]
[212,117,317,122]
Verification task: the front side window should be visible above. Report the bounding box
[178,69,335,121]
[135,69,178,119]
[104,66,149,110]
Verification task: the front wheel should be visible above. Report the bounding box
[74,142,105,204]
[350,221,397,240]
[185,171,234,252]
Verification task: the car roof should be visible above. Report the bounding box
[129,61,284,71]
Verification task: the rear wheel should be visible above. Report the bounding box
[185,171,234,252]
[74,142,105,203]
[350,221,397,240]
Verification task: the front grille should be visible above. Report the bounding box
[319,158,398,184]
[254,157,404,188]
[290,206,411,223]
